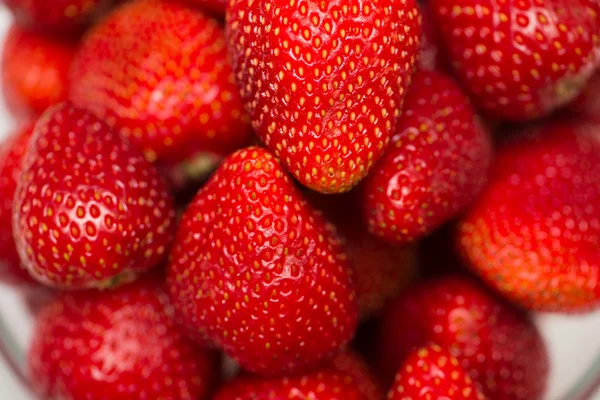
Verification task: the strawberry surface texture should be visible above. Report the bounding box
[28,279,220,400]
[167,147,358,375]
[227,0,422,193]
[429,0,600,121]
[13,102,176,289]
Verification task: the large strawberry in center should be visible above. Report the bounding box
[167,147,358,375]
[226,0,421,193]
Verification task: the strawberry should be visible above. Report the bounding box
[429,0,600,121]
[388,344,486,400]
[28,278,220,400]
[308,192,416,318]
[2,0,112,35]
[375,275,549,400]
[361,70,492,244]
[214,351,382,400]
[226,0,422,193]
[458,119,600,312]
[69,0,252,169]
[0,124,36,286]
[167,146,358,375]
[2,26,74,120]
[13,102,176,289]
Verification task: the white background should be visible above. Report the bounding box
[0,4,599,400]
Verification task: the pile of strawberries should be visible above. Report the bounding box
[0,0,599,398]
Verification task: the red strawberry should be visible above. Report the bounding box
[429,0,600,121]
[13,102,176,289]
[226,0,422,193]
[0,124,36,286]
[167,146,358,375]
[70,0,252,169]
[458,119,600,312]
[2,26,75,119]
[376,275,549,400]
[214,351,382,400]
[361,70,492,244]
[28,278,220,400]
[2,0,112,35]
[308,192,416,318]
[387,344,486,400]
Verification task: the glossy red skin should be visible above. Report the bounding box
[28,279,219,400]
[388,344,486,400]
[214,352,381,400]
[167,146,358,375]
[376,276,549,400]
[13,102,176,289]
[0,124,36,286]
[2,0,111,35]
[308,192,416,318]
[362,70,492,244]
[2,26,74,119]
[429,0,600,121]
[226,0,421,193]
[458,120,600,312]
[70,0,252,167]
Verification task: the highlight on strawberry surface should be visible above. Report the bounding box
[0,0,599,399]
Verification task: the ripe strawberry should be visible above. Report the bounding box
[376,275,549,400]
[214,351,382,400]
[308,192,416,318]
[28,278,220,400]
[70,0,252,169]
[2,0,111,35]
[388,344,486,400]
[429,0,600,121]
[167,146,358,375]
[458,119,600,312]
[0,124,36,286]
[361,70,492,244]
[226,0,421,193]
[2,26,74,120]
[13,102,176,289]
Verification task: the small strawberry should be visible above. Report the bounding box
[2,0,112,35]
[376,275,549,400]
[308,192,416,318]
[2,26,74,120]
[226,0,422,193]
[0,124,36,286]
[28,278,220,400]
[361,70,492,244]
[70,0,252,169]
[429,0,600,121]
[387,344,486,400]
[13,102,176,289]
[458,119,600,312]
[214,351,382,400]
[167,146,358,375]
